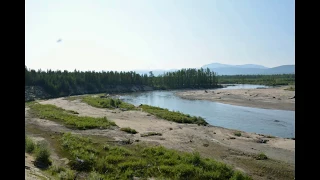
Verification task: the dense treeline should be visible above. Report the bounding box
[25,66,220,97]
[217,74,295,86]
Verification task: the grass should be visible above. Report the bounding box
[28,103,116,130]
[139,105,208,126]
[25,100,37,107]
[265,135,276,138]
[140,132,162,137]
[256,152,268,160]
[120,127,138,134]
[81,95,208,126]
[58,133,252,179]
[81,96,136,110]
[234,132,242,137]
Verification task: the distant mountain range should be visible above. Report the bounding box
[133,63,295,76]
[201,63,295,75]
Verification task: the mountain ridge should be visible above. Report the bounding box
[133,63,295,76]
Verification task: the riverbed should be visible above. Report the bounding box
[118,84,295,138]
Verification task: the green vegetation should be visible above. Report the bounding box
[217,74,295,86]
[120,127,138,134]
[26,66,220,97]
[34,142,52,167]
[58,133,252,179]
[28,103,116,130]
[140,105,208,125]
[26,136,36,153]
[80,96,209,126]
[25,136,52,167]
[256,153,268,160]
[140,132,162,137]
[82,96,136,110]
[284,86,295,91]
[265,135,276,138]
[234,132,242,137]
[49,165,76,180]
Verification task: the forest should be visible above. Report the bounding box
[25,66,220,97]
[217,74,295,86]
[26,66,295,98]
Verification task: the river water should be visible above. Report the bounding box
[118,84,295,138]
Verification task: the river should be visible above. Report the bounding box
[118,84,295,138]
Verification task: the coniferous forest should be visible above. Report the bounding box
[25,66,220,97]
[25,65,295,99]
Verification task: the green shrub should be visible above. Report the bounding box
[140,132,162,137]
[256,152,268,160]
[58,168,76,180]
[120,127,138,134]
[81,96,136,110]
[234,132,242,137]
[140,105,208,125]
[25,136,35,153]
[34,142,51,167]
[49,165,66,175]
[88,171,105,180]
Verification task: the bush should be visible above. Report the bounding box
[34,142,52,167]
[25,136,35,153]
[234,132,242,137]
[256,152,268,160]
[140,132,162,137]
[49,165,66,175]
[58,168,76,180]
[120,127,138,134]
[88,171,105,180]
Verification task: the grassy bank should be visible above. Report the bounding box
[81,96,136,110]
[58,132,251,179]
[28,103,116,130]
[140,105,208,126]
[78,95,209,126]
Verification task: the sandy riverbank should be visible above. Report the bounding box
[175,85,295,111]
[26,96,295,180]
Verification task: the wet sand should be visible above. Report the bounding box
[175,85,295,111]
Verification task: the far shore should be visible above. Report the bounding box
[175,85,295,111]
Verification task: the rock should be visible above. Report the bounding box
[203,143,209,147]
[289,96,295,99]
[256,138,268,143]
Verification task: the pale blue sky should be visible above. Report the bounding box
[25,0,295,72]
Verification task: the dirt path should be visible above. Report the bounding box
[25,97,295,180]
[175,85,295,111]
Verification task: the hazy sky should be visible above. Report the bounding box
[25,0,295,72]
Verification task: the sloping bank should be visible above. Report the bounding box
[25,85,154,102]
